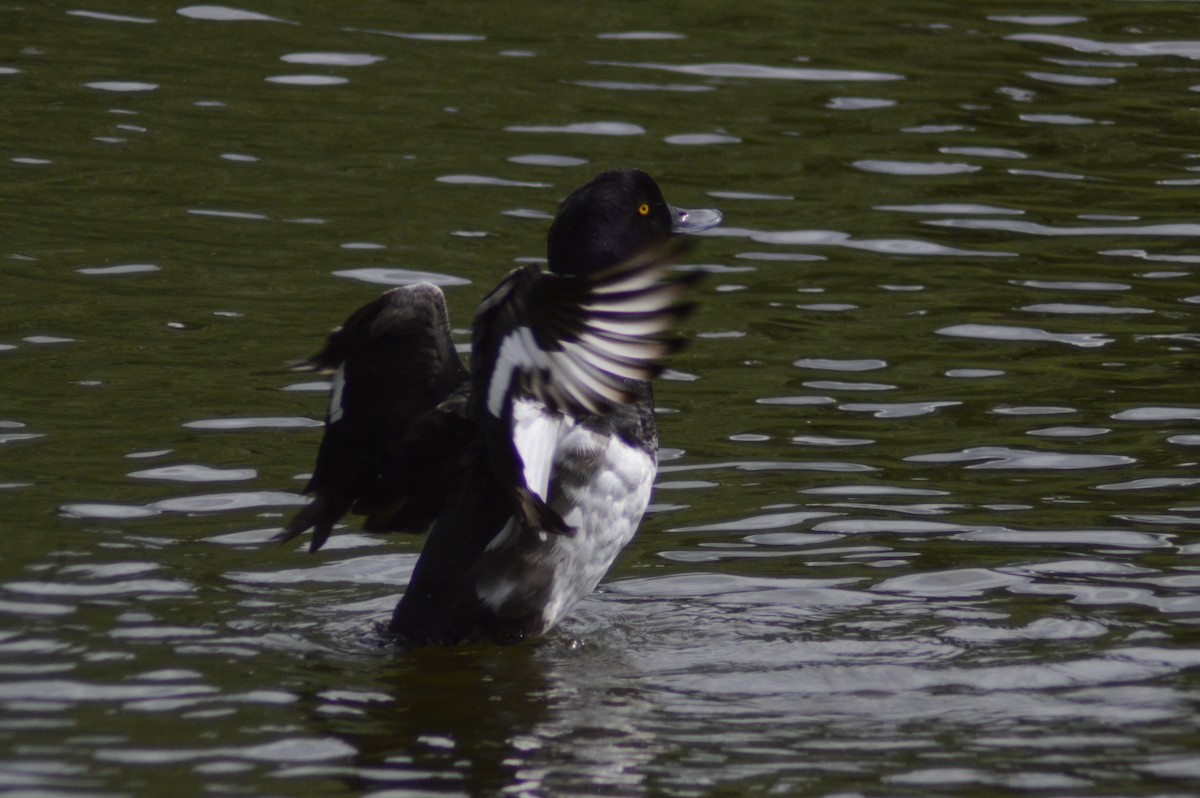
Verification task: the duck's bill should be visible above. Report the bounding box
[670,205,723,234]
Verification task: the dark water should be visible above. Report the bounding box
[3,2,1200,795]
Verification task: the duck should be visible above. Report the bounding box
[278,168,721,645]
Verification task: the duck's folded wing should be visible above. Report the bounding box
[474,237,700,421]
[279,282,470,552]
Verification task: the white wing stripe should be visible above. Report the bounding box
[584,286,683,314]
[328,364,347,423]
[487,326,548,418]
[560,340,646,382]
[585,317,673,338]
[511,400,566,502]
[591,269,662,294]
[550,350,622,411]
[577,331,667,362]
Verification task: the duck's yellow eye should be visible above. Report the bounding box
[637,203,650,216]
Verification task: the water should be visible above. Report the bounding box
[3,2,1200,795]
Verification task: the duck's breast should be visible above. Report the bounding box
[537,423,656,628]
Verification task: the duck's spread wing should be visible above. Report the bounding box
[279,283,470,552]
[470,238,700,533]
[474,237,700,420]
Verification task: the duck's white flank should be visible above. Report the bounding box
[511,397,568,503]
[539,424,655,628]
[477,418,656,629]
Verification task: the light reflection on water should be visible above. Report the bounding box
[2,1,1200,795]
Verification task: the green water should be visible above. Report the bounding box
[2,2,1200,796]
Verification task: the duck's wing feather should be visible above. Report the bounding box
[473,237,699,420]
[278,282,470,552]
[469,238,699,534]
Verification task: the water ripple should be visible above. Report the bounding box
[1009,33,1200,60]
[83,81,157,92]
[68,10,155,24]
[597,32,686,41]
[665,133,741,145]
[954,529,1171,549]
[1019,113,1106,126]
[183,417,322,430]
[96,736,356,765]
[227,553,412,586]
[942,146,1029,159]
[853,160,981,176]
[349,28,484,42]
[794,358,887,371]
[805,485,950,498]
[752,229,1013,257]
[992,405,1076,416]
[672,510,837,533]
[575,80,712,93]
[505,122,645,136]
[753,396,840,408]
[1013,279,1129,291]
[0,679,216,702]
[875,568,1028,596]
[791,434,875,446]
[280,52,383,66]
[928,218,1200,237]
[177,6,291,23]
[1021,303,1152,315]
[59,503,159,520]
[1025,71,1116,87]
[937,323,1113,348]
[76,264,160,276]
[839,401,960,419]
[1111,407,1200,422]
[1104,248,1200,264]
[907,447,1135,470]
[659,460,877,475]
[877,203,1023,215]
[128,465,256,483]
[151,491,305,513]
[596,61,904,82]
[507,154,587,167]
[827,97,895,110]
[1027,426,1110,438]
[804,381,894,392]
[1095,477,1200,492]
[991,15,1086,25]
[5,579,193,597]
[265,75,349,86]
[332,268,470,287]
[436,174,550,188]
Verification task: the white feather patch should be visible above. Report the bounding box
[487,326,545,418]
[511,398,569,502]
[536,428,656,628]
[328,364,347,423]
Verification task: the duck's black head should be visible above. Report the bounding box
[546,168,721,277]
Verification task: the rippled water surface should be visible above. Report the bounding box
[3,2,1200,795]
